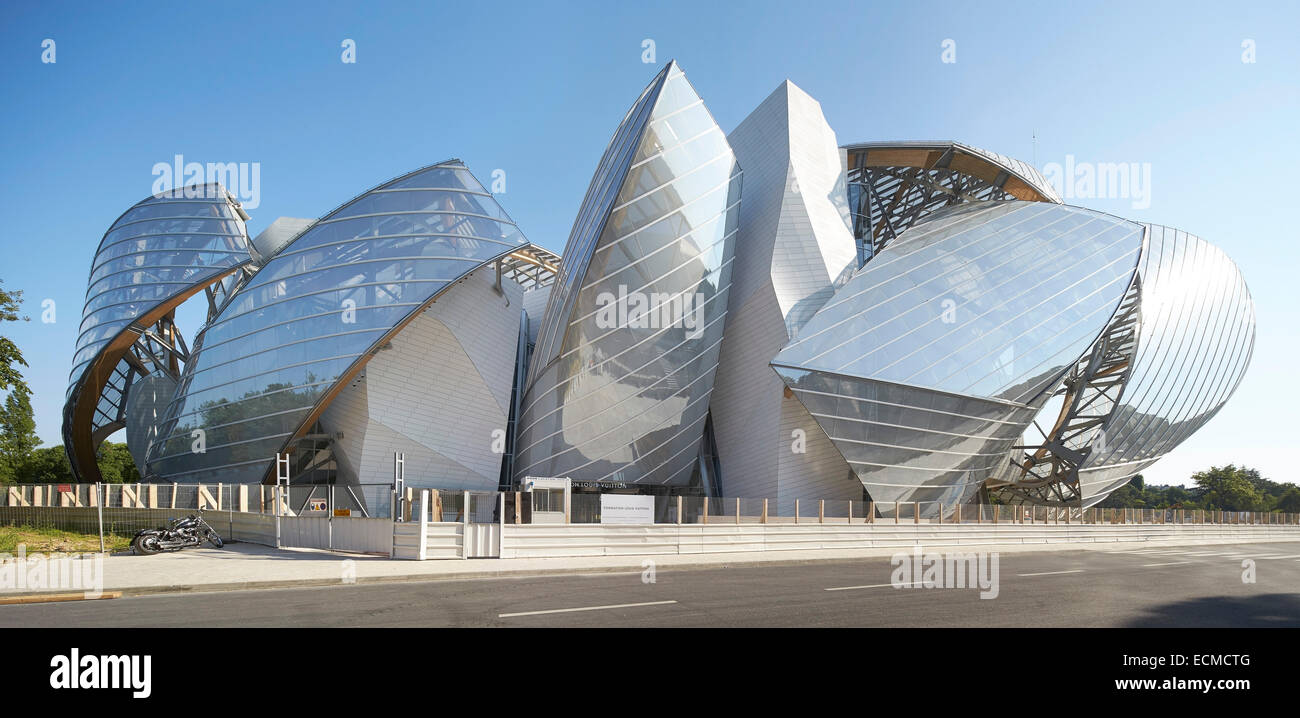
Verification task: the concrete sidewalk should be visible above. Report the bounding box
[3,534,1298,599]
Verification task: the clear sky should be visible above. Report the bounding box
[2,1,1296,488]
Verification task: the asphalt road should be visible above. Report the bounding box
[4,541,1299,627]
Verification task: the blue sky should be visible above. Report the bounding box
[2,1,1296,487]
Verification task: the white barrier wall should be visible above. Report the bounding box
[496,523,1300,559]
[278,516,393,555]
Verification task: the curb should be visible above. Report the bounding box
[0,591,122,605]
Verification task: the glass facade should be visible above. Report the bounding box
[773,201,1145,509]
[1076,225,1256,504]
[63,184,252,481]
[514,61,742,487]
[145,161,529,484]
[777,202,1144,403]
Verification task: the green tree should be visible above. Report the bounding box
[1192,464,1267,512]
[1098,475,1147,508]
[0,279,29,397]
[20,445,74,483]
[94,442,140,484]
[1275,486,1300,514]
[0,387,39,484]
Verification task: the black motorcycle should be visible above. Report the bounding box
[131,510,224,554]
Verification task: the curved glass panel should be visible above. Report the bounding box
[146,161,528,484]
[775,201,1144,404]
[771,201,1144,512]
[61,183,251,482]
[1078,225,1255,501]
[774,366,1037,509]
[515,62,743,486]
[528,63,670,376]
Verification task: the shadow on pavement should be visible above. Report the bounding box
[108,542,386,563]
[1123,593,1300,627]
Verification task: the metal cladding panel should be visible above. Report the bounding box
[709,80,859,504]
[146,161,528,484]
[320,269,522,492]
[772,201,1145,508]
[514,62,742,486]
[62,184,252,480]
[1077,225,1255,503]
[250,216,316,265]
[773,366,1037,508]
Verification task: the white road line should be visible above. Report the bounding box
[1016,570,1085,577]
[825,582,920,592]
[1255,554,1300,560]
[1141,561,1194,567]
[498,600,677,618]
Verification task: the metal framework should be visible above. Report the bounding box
[496,244,561,292]
[844,142,1060,265]
[85,263,257,448]
[988,275,1143,506]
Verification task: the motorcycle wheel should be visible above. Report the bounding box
[132,534,163,555]
[206,531,224,548]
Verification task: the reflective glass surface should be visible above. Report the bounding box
[147,162,528,484]
[515,63,742,486]
[775,201,1144,404]
[774,366,1036,507]
[1079,225,1255,500]
[63,184,251,468]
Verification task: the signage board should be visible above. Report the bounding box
[599,494,655,525]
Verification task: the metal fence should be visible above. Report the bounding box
[1,482,405,517]
[415,489,1300,527]
[5,483,1299,535]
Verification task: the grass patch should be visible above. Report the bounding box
[0,524,132,554]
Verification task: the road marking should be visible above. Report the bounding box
[1255,554,1300,560]
[825,583,921,592]
[498,600,677,618]
[1016,570,1085,577]
[1141,561,1194,567]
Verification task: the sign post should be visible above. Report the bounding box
[95,483,104,554]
